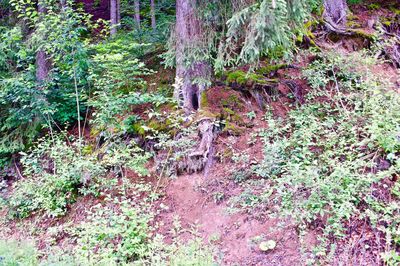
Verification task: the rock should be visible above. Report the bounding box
[259,240,277,252]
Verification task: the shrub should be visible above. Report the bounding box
[5,136,107,218]
[253,52,400,260]
[3,134,150,218]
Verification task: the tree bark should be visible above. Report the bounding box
[117,0,121,24]
[323,0,348,32]
[150,0,156,31]
[110,0,118,36]
[174,0,211,112]
[173,0,214,176]
[134,0,141,29]
[36,2,51,83]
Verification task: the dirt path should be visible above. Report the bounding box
[160,173,305,266]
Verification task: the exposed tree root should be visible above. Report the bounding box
[324,16,350,36]
[226,79,305,110]
[227,80,278,110]
[155,116,217,177]
[379,18,400,68]
[187,118,216,175]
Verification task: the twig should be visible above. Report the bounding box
[73,54,82,155]
[331,66,350,118]
[14,160,23,179]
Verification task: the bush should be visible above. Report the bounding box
[70,193,151,264]
[5,136,107,218]
[3,134,150,218]
[253,52,400,259]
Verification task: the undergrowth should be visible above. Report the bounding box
[234,51,400,264]
[1,134,150,219]
[1,178,215,265]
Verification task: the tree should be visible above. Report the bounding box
[173,0,214,174]
[134,0,140,29]
[323,0,348,32]
[36,1,51,82]
[174,0,210,112]
[150,0,156,31]
[117,0,121,24]
[110,0,118,36]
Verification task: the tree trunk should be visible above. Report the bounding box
[174,0,211,112]
[174,0,214,176]
[36,2,51,83]
[117,0,121,24]
[110,0,117,36]
[323,0,348,32]
[134,0,141,29]
[150,0,156,31]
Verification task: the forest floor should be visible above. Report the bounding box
[1,2,400,265]
[3,54,398,265]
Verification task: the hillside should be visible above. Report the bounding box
[1,0,400,265]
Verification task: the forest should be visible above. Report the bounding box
[0,0,399,265]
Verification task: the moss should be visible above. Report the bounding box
[226,70,267,86]
[222,107,235,116]
[382,20,392,27]
[380,17,396,27]
[221,148,233,160]
[347,14,359,21]
[222,107,244,124]
[367,3,380,10]
[200,90,209,109]
[348,28,377,40]
[389,6,400,15]
[222,122,245,136]
[266,45,286,59]
[131,122,146,135]
[197,109,218,120]
[90,127,101,138]
[148,119,169,132]
[256,64,288,75]
[221,94,242,109]
[82,145,94,156]
[346,20,362,28]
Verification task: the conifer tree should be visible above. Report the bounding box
[135,0,141,29]
[110,0,118,36]
[150,0,156,30]
[174,0,211,111]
